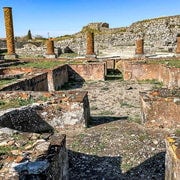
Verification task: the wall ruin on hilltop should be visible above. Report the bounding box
[56,15,180,57]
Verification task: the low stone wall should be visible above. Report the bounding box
[68,62,106,81]
[106,59,115,69]
[0,91,90,129]
[0,72,48,91]
[47,65,68,91]
[165,135,180,180]
[140,89,180,129]
[0,132,68,179]
[116,60,180,88]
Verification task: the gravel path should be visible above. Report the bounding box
[62,80,169,180]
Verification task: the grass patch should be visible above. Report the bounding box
[0,95,48,110]
[175,129,180,137]
[138,79,163,89]
[138,133,150,142]
[98,110,114,116]
[128,115,141,124]
[120,102,136,108]
[121,162,133,172]
[0,79,18,87]
[0,146,14,156]
[14,61,65,69]
[59,53,78,58]
[148,60,180,68]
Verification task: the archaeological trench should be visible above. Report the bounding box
[0,7,179,179]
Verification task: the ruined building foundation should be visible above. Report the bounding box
[3,7,17,59]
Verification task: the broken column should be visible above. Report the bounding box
[45,39,57,58]
[86,31,96,58]
[165,135,180,180]
[3,7,17,59]
[176,37,180,55]
[135,38,144,55]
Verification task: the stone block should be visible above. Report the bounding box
[140,88,180,129]
[165,135,180,180]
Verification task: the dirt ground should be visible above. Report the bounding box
[61,80,170,180]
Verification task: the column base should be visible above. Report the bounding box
[4,54,18,60]
[135,54,145,58]
[44,54,57,59]
[86,54,97,58]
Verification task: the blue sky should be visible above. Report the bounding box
[0,0,180,38]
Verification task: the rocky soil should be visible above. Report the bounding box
[61,80,170,180]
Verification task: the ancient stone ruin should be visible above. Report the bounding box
[0,7,179,180]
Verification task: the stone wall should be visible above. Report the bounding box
[2,15,179,57]
[56,15,180,57]
[0,91,90,129]
[165,135,180,180]
[0,72,48,91]
[68,62,106,81]
[0,132,68,179]
[47,65,68,91]
[140,89,180,129]
[116,60,180,88]
[15,42,61,58]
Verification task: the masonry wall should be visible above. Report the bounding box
[0,91,90,129]
[68,62,106,81]
[117,60,180,88]
[56,15,180,56]
[14,42,61,58]
[0,73,48,91]
[0,134,68,179]
[165,136,180,180]
[47,65,68,91]
[140,89,180,128]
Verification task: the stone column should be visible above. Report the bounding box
[165,136,180,180]
[86,31,96,58]
[176,37,180,54]
[3,7,17,59]
[135,39,144,55]
[45,39,57,58]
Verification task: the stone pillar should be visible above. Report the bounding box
[176,37,180,54]
[3,7,17,59]
[86,31,96,58]
[165,136,180,180]
[45,39,57,58]
[135,39,144,55]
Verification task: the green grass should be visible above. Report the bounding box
[59,53,78,58]
[98,110,114,116]
[128,115,141,124]
[0,79,18,88]
[14,61,65,69]
[0,96,48,110]
[138,79,163,89]
[148,60,180,68]
[175,129,180,137]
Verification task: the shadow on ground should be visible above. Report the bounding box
[68,150,165,180]
[61,81,84,90]
[89,115,128,127]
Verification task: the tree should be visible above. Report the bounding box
[27,30,32,40]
